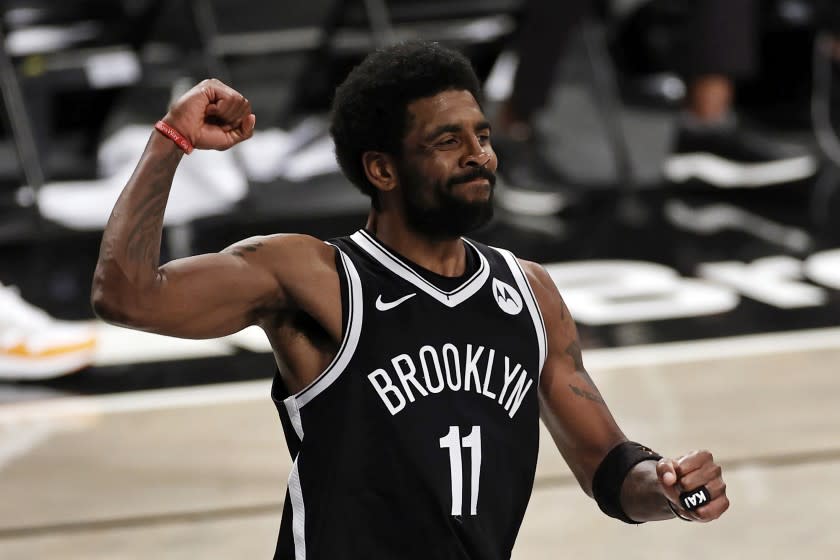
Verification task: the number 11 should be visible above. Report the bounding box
[439,425,482,516]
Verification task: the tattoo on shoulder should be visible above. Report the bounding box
[226,241,264,258]
[568,384,606,404]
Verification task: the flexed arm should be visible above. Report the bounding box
[92,79,328,339]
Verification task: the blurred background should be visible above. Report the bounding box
[0,0,839,558]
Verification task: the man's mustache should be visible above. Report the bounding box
[448,167,497,188]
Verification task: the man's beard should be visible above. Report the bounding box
[398,163,496,239]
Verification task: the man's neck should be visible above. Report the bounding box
[364,212,466,277]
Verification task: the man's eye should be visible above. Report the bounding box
[478,134,490,143]
[439,138,458,146]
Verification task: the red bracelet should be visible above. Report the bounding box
[154,120,194,154]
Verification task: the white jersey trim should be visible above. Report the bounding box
[284,395,304,442]
[289,245,364,409]
[287,457,307,560]
[350,229,490,308]
[281,245,365,559]
[495,248,548,376]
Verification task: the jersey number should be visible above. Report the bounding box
[439,425,482,516]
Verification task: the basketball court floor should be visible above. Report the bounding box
[1,325,838,559]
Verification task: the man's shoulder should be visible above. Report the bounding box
[508,257,562,311]
[232,232,331,253]
[515,257,543,277]
[224,233,336,272]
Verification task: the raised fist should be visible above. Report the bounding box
[657,450,729,522]
[162,78,256,151]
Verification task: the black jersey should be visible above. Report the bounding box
[272,229,547,560]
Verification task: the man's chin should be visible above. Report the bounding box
[406,204,493,238]
[447,201,494,236]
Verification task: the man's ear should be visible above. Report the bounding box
[362,151,398,193]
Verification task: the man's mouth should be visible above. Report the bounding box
[450,169,496,189]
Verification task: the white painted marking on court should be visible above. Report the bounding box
[0,380,271,424]
[1,326,839,425]
[94,323,234,366]
[583,326,840,371]
[0,422,55,471]
[102,320,840,371]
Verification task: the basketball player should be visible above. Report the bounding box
[92,42,728,559]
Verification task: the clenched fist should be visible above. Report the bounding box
[162,78,256,151]
[657,450,729,522]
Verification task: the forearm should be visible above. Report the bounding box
[92,132,183,319]
[619,461,673,522]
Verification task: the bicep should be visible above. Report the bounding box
[109,234,321,339]
[148,250,283,338]
[524,261,625,494]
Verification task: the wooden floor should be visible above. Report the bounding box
[1,332,839,559]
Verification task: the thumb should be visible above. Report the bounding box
[657,458,679,488]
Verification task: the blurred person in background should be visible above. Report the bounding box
[91,41,728,558]
[0,281,96,380]
[494,0,817,216]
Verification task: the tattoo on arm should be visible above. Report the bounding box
[565,340,605,403]
[226,241,264,258]
[568,384,605,404]
[126,177,169,265]
[565,341,597,389]
[121,146,184,264]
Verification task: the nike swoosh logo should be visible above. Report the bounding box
[375,293,417,311]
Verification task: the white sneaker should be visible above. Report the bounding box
[36,125,248,231]
[0,284,97,380]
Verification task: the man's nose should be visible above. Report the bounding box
[461,140,491,167]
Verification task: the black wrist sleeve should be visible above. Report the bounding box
[591,441,662,524]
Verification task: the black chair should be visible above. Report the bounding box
[0,0,167,192]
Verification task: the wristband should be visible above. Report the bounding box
[154,120,194,154]
[592,441,662,524]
